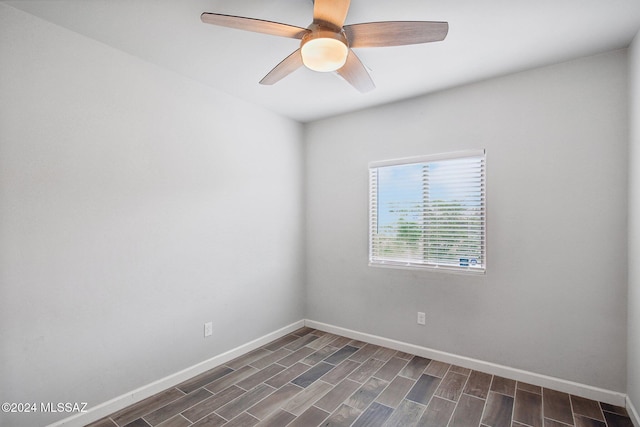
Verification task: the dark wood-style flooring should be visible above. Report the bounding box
[88,327,634,427]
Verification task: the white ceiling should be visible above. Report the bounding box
[4,0,640,122]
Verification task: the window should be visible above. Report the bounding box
[369,150,486,273]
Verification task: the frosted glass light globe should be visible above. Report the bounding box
[301,37,348,72]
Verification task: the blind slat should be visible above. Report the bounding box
[370,151,486,273]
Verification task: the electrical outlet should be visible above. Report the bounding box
[204,321,213,337]
[417,312,426,325]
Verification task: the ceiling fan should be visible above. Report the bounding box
[201,0,448,92]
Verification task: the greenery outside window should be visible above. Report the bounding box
[369,150,486,273]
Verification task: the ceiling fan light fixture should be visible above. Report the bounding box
[300,31,348,72]
[201,1,449,91]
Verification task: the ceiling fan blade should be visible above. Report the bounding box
[337,49,375,93]
[313,0,351,29]
[344,21,448,48]
[201,13,309,39]
[260,49,304,85]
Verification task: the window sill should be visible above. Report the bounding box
[368,261,486,275]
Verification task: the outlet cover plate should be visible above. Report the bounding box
[417,312,426,325]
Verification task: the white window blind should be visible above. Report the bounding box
[369,150,486,273]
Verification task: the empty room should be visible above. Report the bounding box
[2,1,640,426]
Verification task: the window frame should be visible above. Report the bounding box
[368,149,486,274]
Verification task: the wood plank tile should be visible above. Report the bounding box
[450,394,485,427]
[394,351,415,360]
[285,334,319,351]
[347,358,386,383]
[215,384,275,421]
[226,349,272,370]
[190,412,226,427]
[250,348,292,369]
[263,334,299,351]
[122,419,151,427]
[399,356,431,380]
[176,366,234,394]
[346,377,389,411]
[601,402,629,416]
[282,380,333,415]
[314,379,362,413]
[287,406,330,427]
[382,399,426,427]
[375,375,415,408]
[222,412,259,427]
[182,385,246,423]
[254,409,295,427]
[405,374,441,405]
[246,383,302,419]
[434,370,467,402]
[571,395,604,421]
[349,340,368,348]
[291,362,335,388]
[373,357,409,382]
[371,347,397,362]
[349,344,381,363]
[418,396,456,427]
[603,411,635,427]
[204,365,258,393]
[302,345,340,365]
[236,364,285,390]
[329,337,353,348]
[491,376,516,397]
[86,418,118,427]
[450,365,472,376]
[277,347,316,367]
[111,388,186,426]
[482,391,514,427]
[424,360,450,378]
[543,419,572,427]
[517,382,542,394]
[513,389,542,427]
[320,360,361,385]
[155,415,190,427]
[542,388,574,425]
[292,327,315,337]
[324,345,360,365]
[320,404,361,427]
[307,333,341,350]
[574,414,606,427]
[464,370,493,399]
[144,389,212,426]
[264,362,310,388]
[351,402,394,427]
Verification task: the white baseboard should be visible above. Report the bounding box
[628,396,640,427]
[47,320,305,427]
[304,319,628,408]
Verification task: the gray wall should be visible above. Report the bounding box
[0,5,304,426]
[629,31,640,415]
[305,49,629,392]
